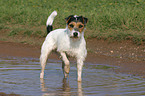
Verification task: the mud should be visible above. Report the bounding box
[0,40,145,77]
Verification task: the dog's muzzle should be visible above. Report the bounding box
[73,32,78,37]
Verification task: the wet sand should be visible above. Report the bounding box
[0,92,20,96]
[0,40,145,78]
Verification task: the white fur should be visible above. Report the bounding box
[46,11,57,26]
[40,11,87,82]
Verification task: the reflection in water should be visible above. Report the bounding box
[40,79,47,92]
[77,82,83,96]
[40,78,83,96]
[62,78,71,95]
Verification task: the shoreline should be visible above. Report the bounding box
[0,40,145,78]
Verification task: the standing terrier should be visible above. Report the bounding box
[40,11,88,82]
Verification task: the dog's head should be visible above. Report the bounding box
[65,15,88,39]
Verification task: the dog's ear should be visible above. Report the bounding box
[83,17,88,25]
[65,15,75,25]
[77,16,88,25]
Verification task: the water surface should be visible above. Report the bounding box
[0,56,145,96]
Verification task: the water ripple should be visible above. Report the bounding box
[0,56,145,96]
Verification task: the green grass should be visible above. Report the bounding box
[0,0,145,44]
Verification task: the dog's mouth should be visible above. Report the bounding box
[70,36,81,41]
[70,36,79,39]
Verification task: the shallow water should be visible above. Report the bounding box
[0,56,145,96]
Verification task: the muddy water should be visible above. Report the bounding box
[0,56,145,96]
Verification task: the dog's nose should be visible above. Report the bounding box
[73,32,78,37]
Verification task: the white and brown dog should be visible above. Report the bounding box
[40,11,88,82]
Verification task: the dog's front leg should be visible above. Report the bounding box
[60,52,70,78]
[77,59,84,82]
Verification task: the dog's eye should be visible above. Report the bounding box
[69,24,74,28]
[79,25,83,28]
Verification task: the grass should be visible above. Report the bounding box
[0,0,145,45]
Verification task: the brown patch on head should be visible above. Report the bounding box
[68,21,85,33]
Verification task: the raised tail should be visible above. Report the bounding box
[46,11,57,34]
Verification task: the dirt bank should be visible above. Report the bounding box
[0,92,20,96]
[0,39,145,78]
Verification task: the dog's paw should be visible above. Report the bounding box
[77,77,82,82]
[40,72,44,79]
[64,65,70,74]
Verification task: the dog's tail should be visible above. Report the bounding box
[46,11,57,34]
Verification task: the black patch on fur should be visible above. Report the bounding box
[77,16,88,25]
[47,25,53,34]
[65,15,75,24]
[65,15,88,25]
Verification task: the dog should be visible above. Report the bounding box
[40,11,88,82]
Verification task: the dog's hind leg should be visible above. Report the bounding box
[60,52,70,78]
[40,41,54,79]
[40,50,51,79]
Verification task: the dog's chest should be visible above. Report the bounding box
[57,39,81,57]
[65,46,79,57]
